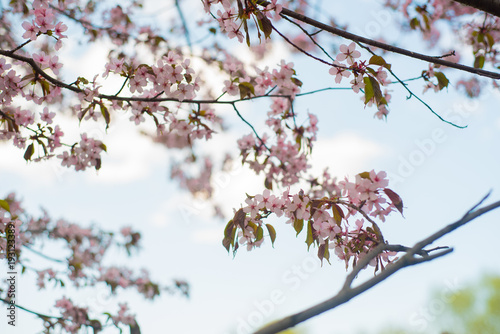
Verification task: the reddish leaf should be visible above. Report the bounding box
[305,220,314,250]
[317,239,330,265]
[383,188,404,215]
[24,143,34,161]
[256,12,273,39]
[233,208,246,229]
[129,320,141,334]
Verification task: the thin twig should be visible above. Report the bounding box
[23,245,65,263]
[0,297,62,320]
[175,0,193,51]
[271,24,333,67]
[358,44,467,128]
[281,15,335,62]
[231,103,269,150]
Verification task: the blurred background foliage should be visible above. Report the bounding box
[373,273,500,334]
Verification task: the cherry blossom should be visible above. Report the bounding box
[336,42,361,65]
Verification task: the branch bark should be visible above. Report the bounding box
[252,195,500,334]
[255,1,500,80]
[452,0,500,17]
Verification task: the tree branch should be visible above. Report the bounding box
[452,0,500,17]
[255,1,500,80]
[252,195,500,334]
[0,297,62,320]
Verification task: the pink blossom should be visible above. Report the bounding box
[336,42,361,65]
[48,55,63,75]
[329,60,351,84]
[40,107,56,124]
[33,51,50,66]
[54,21,68,39]
[22,20,38,40]
[350,74,365,93]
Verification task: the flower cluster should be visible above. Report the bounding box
[54,297,89,334]
[225,170,402,269]
[237,108,317,189]
[329,42,392,118]
[0,192,187,333]
[57,134,106,171]
[21,1,68,49]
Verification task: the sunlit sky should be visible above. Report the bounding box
[2,0,500,333]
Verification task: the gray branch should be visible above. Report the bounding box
[253,195,500,334]
[452,0,500,17]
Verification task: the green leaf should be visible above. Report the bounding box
[294,218,304,236]
[368,76,383,105]
[40,80,51,96]
[256,226,264,241]
[100,103,110,128]
[477,32,484,44]
[266,224,276,246]
[256,12,273,39]
[410,17,420,30]
[290,77,303,87]
[247,221,258,233]
[209,27,217,35]
[358,171,371,180]
[422,13,430,31]
[238,82,255,99]
[305,220,314,250]
[0,199,10,213]
[486,33,495,49]
[129,320,141,334]
[363,76,374,104]
[24,143,34,161]
[474,55,485,69]
[368,55,390,70]
[264,177,273,190]
[434,71,449,90]
[77,76,89,85]
[243,18,251,47]
[78,104,92,123]
[331,204,344,225]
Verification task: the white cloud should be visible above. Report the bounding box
[309,132,388,178]
[191,227,222,245]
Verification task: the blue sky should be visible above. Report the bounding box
[2,0,500,333]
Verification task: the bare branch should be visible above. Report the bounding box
[255,1,500,80]
[252,196,500,334]
[452,0,500,17]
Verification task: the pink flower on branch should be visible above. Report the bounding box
[22,20,38,40]
[336,42,361,65]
